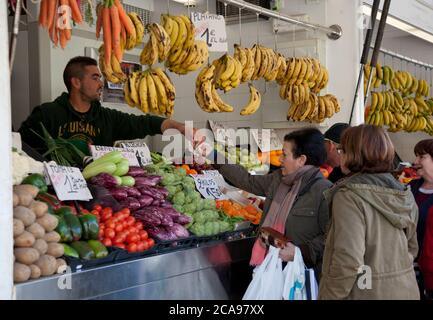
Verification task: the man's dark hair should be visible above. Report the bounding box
[284,128,326,166]
[63,56,98,92]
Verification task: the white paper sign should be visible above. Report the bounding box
[191,174,227,200]
[119,142,152,167]
[250,129,283,152]
[89,145,140,167]
[190,12,228,52]
[202,170,237,191]
[44,162,92,201]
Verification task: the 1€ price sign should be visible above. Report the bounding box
[191,174,227,200]
[44,162,92,201]
[119,142,152,167]
[190,12,228,52]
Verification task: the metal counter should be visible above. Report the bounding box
[15,237,255,300]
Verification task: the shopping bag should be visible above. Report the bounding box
[243,246,284,300]
[282,247,306,300]
[304,268,318,300]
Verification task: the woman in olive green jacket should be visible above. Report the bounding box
[319,125,419,300]
[216,128,332,273]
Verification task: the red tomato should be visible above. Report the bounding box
[99,223,105,229]
[127,243,138,253]
[123,229,130,237]
[115,243,126,250]
[102,207,113,215]
[102,238,112,247]
[134,222,143,230]
[147,238,155,248]
[81,209,90,214]
[128,226,137,235]
[114,212,124,220]
[142,240,149,251]
[115,224,124,233]
[126,234,140,244]
[93,204,102,212]
[98,229,105,238]
[126,216,136,226]
[104,228,115,239]
[121,208,131,217]
[122,221,129,228]
[136,241,145,252]
[113,235,126,245]
[139,230,148,241]
[101,211,112,222]
[91,209,99,216]
[117,231,128,239]
[106,221,116,230]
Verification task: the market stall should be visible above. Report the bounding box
[2,0,366,300]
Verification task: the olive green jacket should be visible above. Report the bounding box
[319,173,420,300]
[218,165,332,269]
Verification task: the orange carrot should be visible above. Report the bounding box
[120,22,126,47]
[39,0,48,28]
[59,0,71,40]
[50,20,59,47]
[114,0,135,36]
[68,0,83,24]
[95,4,103,39]
[102,6,112,67]
[110,5,122,63]
[47,0,57,30]
[59,29,67,49]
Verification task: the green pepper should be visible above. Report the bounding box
[22,173,48,193]
[79,214,99,240]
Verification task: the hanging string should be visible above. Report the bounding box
[167,0,170,15]
[206,0,209,13]
[239,7,242,46]
[256,12,260,45]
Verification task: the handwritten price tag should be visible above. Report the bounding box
[44,162,92,201]
[90,145,139,167]
[191,174,227,200]
[190,12,228,52]
[119,142,152,167]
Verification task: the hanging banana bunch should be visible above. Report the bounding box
[140,22,171,65]
[287,93,340,123]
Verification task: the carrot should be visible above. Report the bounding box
[120,22,126,48]
[95,4,103,39]
[59,29,68,49]
[47,0,57,30]
[50,21,59,47]
[110,5,122,63]
[68,0,83,24]
[114,0,135,36]
[102,6,112,67]
[59,0,71,40]
[39,0,48,28]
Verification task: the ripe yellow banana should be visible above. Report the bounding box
[240,84,262,115]
[138,73,149,113]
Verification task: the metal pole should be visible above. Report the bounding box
[349,0,381,125]
[0,0,14,300]
[372,46,433,69]
[9,0,22,73]
[220,0,342,40]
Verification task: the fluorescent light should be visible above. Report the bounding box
[172,0,197,6]
[362,4,433,44]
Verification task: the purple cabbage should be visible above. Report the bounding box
[119,197,141,211]
[170,223,190,238]
[109,187,128,201]
[134,175,162,187]
[127,166,146,177]
[89,173,118,188]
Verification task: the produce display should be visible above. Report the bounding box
[13,184,65,283]
[214,144,267,172]
[12,151,44,186]
[257,150,283,168]
[216,200,262,225]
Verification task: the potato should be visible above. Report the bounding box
[47,243,64,258]
[29,201,48,218]
[14,263,31,283]
[35,255,57,276]
[13,192,19,207]
[56,259,67,274]
[29,264,41,279]
[14,190,34,207]
[43,231,60,243]
[13,184,39,199]
[14,231,35,247]
[13,206,36,227]
[13,218,25,237]
[36,214,58,232]
[33,239,48,255]
[14,248,40,265]
[26,223,45,239]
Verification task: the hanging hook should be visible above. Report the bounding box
[206,0,209,14]
[256,12,260,45]
[167,0,170,15]
[238,7,242,47]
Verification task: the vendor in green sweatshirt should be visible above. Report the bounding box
[19,56,191,155]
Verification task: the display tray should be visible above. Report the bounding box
[63,247,119,272]
[114,246,158,262]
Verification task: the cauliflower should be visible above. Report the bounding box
[12,150,44,185]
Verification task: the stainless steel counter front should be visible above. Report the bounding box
[15,237,255,300]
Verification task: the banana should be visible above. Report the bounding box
[382,66,390,85]
[230,56,243,86]
[150,23,171,62]
[145,72,159,114]
[211,85,234,112]
[185,40,208,72]
[140,31,158,65]
[256,46,269,79]
[128,12,145,46]
[137,72,149,113]
[276,55,287,84]
[289,58,303,85]
[394,91,404,107]
[370,92,378,113]
[283,58,296,84]
[128,71,140,105]
[162,15,179,51]
[242,48,255,82]
[199,64,216,83]
[279,84,288,100]
[376,63,383,80]
[312,66,325,93]
[219,55,236,83]
[167,16,188,64]
[123,78,136,107]
[111,54,127,82]
[179,15,195,50]
[234,44,247,70]
[201,80,220,112]
[317,96,326,122]
[252,44,262,80]
[240,84,262,115]
[318,68,329,91]
[150,71,168,115]
[377,92,384,111]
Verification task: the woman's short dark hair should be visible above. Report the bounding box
[341,124,395,173]
[63,56,98,92]
[414,139,433,158]
[284,128,326,166]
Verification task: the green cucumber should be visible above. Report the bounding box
[79,214,99,240]
[86,151,123,170]
[70,241,95,260]
[113,159,129,176]
[87,240,108,259]
[120,175,135,187]
[55,215,73,243]
[82,162,117,180]
[62,243,79,258]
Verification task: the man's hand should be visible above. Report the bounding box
[161,119,203,147]
[279,242,296,262]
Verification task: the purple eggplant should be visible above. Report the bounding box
[138,186,165,200]
[127,166,146,177]
[137,195,154,207]
[119,197,141,212]
[109,187,128,201]
[134,210,162,227]
[173,215,192,225]
[89,173,119,188]
[169,224,190,238]
[159,214,174,228]
[134,175,162,187]
[147,226,177,241]
[124,186,141,198]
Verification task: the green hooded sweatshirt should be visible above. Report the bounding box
[19,92,165,155]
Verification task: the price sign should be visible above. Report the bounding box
[119,142,152,166]
[250,129,283,152]
[190,12,228,52]
[191,174,227,200]
[202,170,237,192]
[44,162,92,201]
[89,145,139,166]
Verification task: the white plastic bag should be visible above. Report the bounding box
[243,246,284,300]
[282,247,306,300]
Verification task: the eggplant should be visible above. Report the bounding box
[134,175,162,187]
[120,197,141,212]
[89,173,119,189]
[124,186,141,198]
[170,224,189,238]
[137,195,154,207]
[173,215,192,225]
[127,166,146,177]
[109,187,128,201]
[134,210,162,227]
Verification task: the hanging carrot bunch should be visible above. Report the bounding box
[96,0,138,84]
[38,0,83,49]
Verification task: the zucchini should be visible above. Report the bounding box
[87,240,108,259]
[113,159,130,176]
[113,175,122,185]
[120,176,135,187]
[62,243,79,258]
[70,241,95,260]
[86,151,123,170]
[82,162,117,180]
